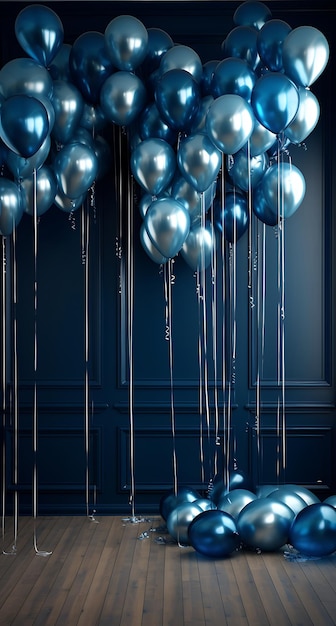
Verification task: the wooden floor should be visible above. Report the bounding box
[0,515,336,625]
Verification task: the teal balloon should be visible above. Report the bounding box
[155,69,200,132]
[130,138,176,196]
[257,19,292,71]
[282,26,329,88]
[167,502,203,545]
[237,498,295,552]
[140,222,168,265]
[212,57,256,102]
[217,489,257,520]
[53,142,98,199]
[69,31,115,105]
[15,4,64,67]
[51,80,84,145]
[233,1,272,30]
[0,179,23,236]
[188,510,240,558]
[214,192,249,242]
[324,496,336,509]
[252,182,278,226]
[0,58,53,99]
[222,26,260,71]
[251,72,299,134]
[284,87,320,145]
[262,162,306,219]
[100,71,147,127]
[159,45,203,82]
[206,94,254,154]
[105,15,148,71]
[177,133,221,193]
[6,136,51,180]
[21,166,57,217]
[181,224,214,271]
[144,196,190,258]
[142,28,174,74]
[228,149,268,192]
[0,95,49,158]
[139,102,177,145]
[289,503,336,557]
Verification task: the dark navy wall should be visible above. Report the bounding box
[0,1,335,515]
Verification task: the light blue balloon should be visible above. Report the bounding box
[138,191,169,219]
[54,189,86,213]
[284,86,320,145]
[159,45,203,82]
[262,162,306,219]
[105,15,148,71]
[177,133,221,193]
[0,179,23,236]
[282,26,330,88]
[217,489,257,520]
[140,222,168,264]
[144,196,190,258]
[214,191,249,243]
[206,94,254,154]
[100,71,147,126]
[237,497,294,552]
[251,72,299,134]
[242,119,276,157]
[228,149,269,192]
[155,69,200,132]
[21,166,57,217]
[15,4,64,67]
[53,142,98,199]
[212,57,256,102]
[130,138,176,196]
[51,80,84,145]
[0,58,53,99]
[172,175,216,223]
[257,19,292,71]
[181,223,214,271]
[233,1,272,30]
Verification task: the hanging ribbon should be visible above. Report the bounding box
[1,237,8,552]
[163,260,178,497]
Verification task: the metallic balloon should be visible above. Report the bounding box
[214,191,249,243]
[155,69,200,132]
[217,489,257,520]
[53,142,98,199]
[0,95,49,158]
[69,31,115,105]
[189,95,214,134]
[51,80,84,145]
[80,103,107,134]
[140,222,168,265]
[212,57,256,102]
[6,136,51,180]
[144,196,190,258]
[49,43,72,81]
[284,86,320,145]
[100,71,147,127]
[188,510,240,558]
[159,486,201,521]
[181,223,214,271]
[201,60,219,96]
[257,19,292,71]
[289,503,336,557]
[262,162,306,219]
[324,495,336,509]
[166,502,203,545]
[142,27,174,75]
[0,57,53,99]
[139,102,177,145]
[280,484,320,506]
[21,165,57,217]
[251,72,299,134]
[159,44,203,83]
[15,4,64,67]
[243,119,276,157]
[105,14,148,71]
[222,26,260,71]
[54,188,86,213]
[252,181,278,227]
[172,176,216,223]
[130,138,176,196]
[282,26,330,88]
[193,498,217,512]
[267,487,307,516]
[138,191,169,219]
[228,149,269,192]
[237,498,295,552]
[177,133,221,193]
[0,178,23,236]
[233,1,272,30]
[206,94,254,155]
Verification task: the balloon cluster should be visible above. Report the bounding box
[0,1,330,263]
[160,476,336,558]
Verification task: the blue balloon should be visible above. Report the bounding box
[282,26,330,88]
[251,72,299,134]
[0,179,23,236]
[0,95,49,158]
[214,192,249,243]
[188,510,240,558]
[144,196,190,258]
[217,489,257,520]
[140,223,169,265]
[49,43,72,81]
[289,503,336,557]
[252,182,278,226]
[206,94,254,154]
[237,498,294,552]
[21,165,57,217]
[257,19,292,71]
[242,119,276,157]
[233,1,272,30]
[222,26,260,71]
[267,487,307,516]
[159,45,203,83]
[142,28,174,75]
[284,86,320,145]
[262,162,306,219]
[159,486,201,521]
[201,60,219,96]
[105,15,148,71]
[100,71,147,127]
[69,31,115,105]
[139,102,177,145]
[6,136,51,180]
[130,138,176,196]
[51,80,84,145]
[181,224,214,271]
[228,149,269,192]
[155,69,200,132]
[167,502,203,545]
[177,133,221,193]
[0,58,53,100]
[53,142,98,199]
[212,57,256,102]
[172,175,216,224]
[15,4,64,67]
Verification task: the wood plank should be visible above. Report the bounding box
[245,551,291,626]
[119,524,152,626]
[229,550,270,625]
[180,547,205,626]
[162,541,184,626]
[141,530,166,626]
[214,553,249,625]
[196,553,229,626]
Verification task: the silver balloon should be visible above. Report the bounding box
[166,502,203,545]
[21,166,57,217]
[105,14,148,71]
[282,26,330,88]
[237,497,295,552]
[100,71,147,127]
[206,94,254,155]
[172,176,216,225]
[144,196,190,258]
[159,44,203,83]
[51,80,84,145]
[0,57,53,99]
[267,487,307,516]
[284,86,320,144]
[140,222,168,264]
[262,162,306,219]
[138,191,169,219]
[181,224,214,271]
[244,119,276,157]
[54,188,86,213]
[0,178,23,236]
[324,495,336,509]
[130,138,176,196]
[177,133,221,193]
[228,149,269,192]
[217,489,257,520]
[281,484,320,506]
[53,142,98,199]
[193,498,217,512]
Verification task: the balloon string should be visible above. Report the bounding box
[196,269,205,485]
[276,145,286,482]
[200,195,211,483]
[164,261,178,497]
[209,199,220,476]
[220,161,229,490]
[1,238,7,551]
